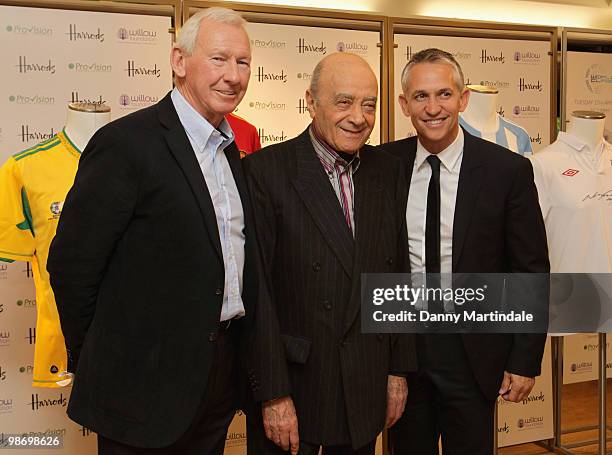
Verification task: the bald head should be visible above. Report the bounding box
[305,52,378,153]
[309,52,376,99]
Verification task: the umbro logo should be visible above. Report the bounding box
[562,169,580,177]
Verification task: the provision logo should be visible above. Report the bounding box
[254,67,287,83]
[497,421,510,434]
[517,416,544,430]
[6,24,53,37]
[19,365,33,374]
[451,50,472,61]
[296,98,308,114]
[518,78,543,92]
[297,72,312,81]
[18,125,56,143]
[0,398,13,414]
[66,24,104,42]
[513,50,542,65]
[584,342,609,351]
[479,79,510,89]
[530,133,543,145]
[511,104,541,117]
[28,393,68,411]
[0,331,9,347]
[258,129,288,145]
[250,38,286,49]
[521,391,545,405]
[117,27,157,44]
[16,298,36,308]
[336,41,368,55]
[118,93,159,109]
[68,62,112,73]
[125,60,161,78]
[26,327,36,345]
[26,428,66,439]
[562,168,580,177]
[248,100,286,111]
[296,38,326,55]
[15,56,55,74]
[9,93,55,105]
[585,64,612,94]
[69,91,106,105]
[480,49,505,64]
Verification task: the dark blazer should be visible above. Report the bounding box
[379,130,549,400]
[47,93,258,448]
[243,129,417,449]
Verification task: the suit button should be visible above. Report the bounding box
[215,288,223,296]
[312,261,321,272]
[323,300,332,310]
[208,332,217,342]
[386,257,394,266]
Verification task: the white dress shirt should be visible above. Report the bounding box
[530,131,612,273]
[171,88,245,321]
[407,129,464,312]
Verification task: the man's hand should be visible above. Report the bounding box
[499,371,535,402]
[385,375,408,428]
[262,395,299,455]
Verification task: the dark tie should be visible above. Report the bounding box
[425,155,441,273]
[425,155,443,314]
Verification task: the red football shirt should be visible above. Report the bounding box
[225,113,262,158]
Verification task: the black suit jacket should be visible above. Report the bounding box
[243,129,417,449]
[47,93,258,447]
[379,130,549,400]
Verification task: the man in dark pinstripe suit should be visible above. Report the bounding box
[244,52,416,455]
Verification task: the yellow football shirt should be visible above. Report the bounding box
[0,130,80,388]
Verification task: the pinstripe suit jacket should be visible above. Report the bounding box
[244,128,417,449]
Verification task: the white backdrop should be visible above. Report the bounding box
[0,5,172,455]
[392,33,552,152]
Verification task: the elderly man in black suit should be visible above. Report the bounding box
[380,48,549,455]
[244,52,416,455]
[48,7,258,455]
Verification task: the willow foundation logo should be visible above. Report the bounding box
[336,41,368,55]
[66,24,104,42]
[513,50,542,65]
[512,104,540,118]
[15,56,55,74]
[517,416,544,430]
[0,398,13,414]
[0,332,9,347]
[571,361,593,373]
[118,93,159,109]
[296,38,326,55]
[117,27,157,43]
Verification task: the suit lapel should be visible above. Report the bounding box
[452,132,484,271]
[158,94,223,262]
[291,130,354,277]
[343,147,384,333]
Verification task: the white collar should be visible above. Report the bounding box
[415,127,464,173]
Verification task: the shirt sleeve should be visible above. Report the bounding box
[0,157,36,261]
[528,154,551,220]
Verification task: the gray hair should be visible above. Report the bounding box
[175,7,247,55]
[400,48,465,93]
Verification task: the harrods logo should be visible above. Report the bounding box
[117,27,157,43]
[251,38,286,49]
[9,94,55,105]
[125,60,161,78]
[0,366,5,381]
[497,422,510,434]
[69,91,106,105]
[80,427,93,437]
[254,67,287,83]
[521,391,544,405]
[480,49,505,64]
[530,133,543,145]
[405,46,414,61]
[15,56,55,74]
[26,328,36,344]
[28,393,67,411]
[296,98,308,114]
[518,78,543,92]
[23,262,33,278]
[497,106,505,117]
[258,129,288,145]
[66,24,104,42]
[0,302,3,312]
[6,24,52,37]
[297,38,326,55]
[18,125,56,143]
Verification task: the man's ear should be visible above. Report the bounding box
[305,89,316,120]
[170,45,187,78]
[459,87,470,113]
[398,93,411,119]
